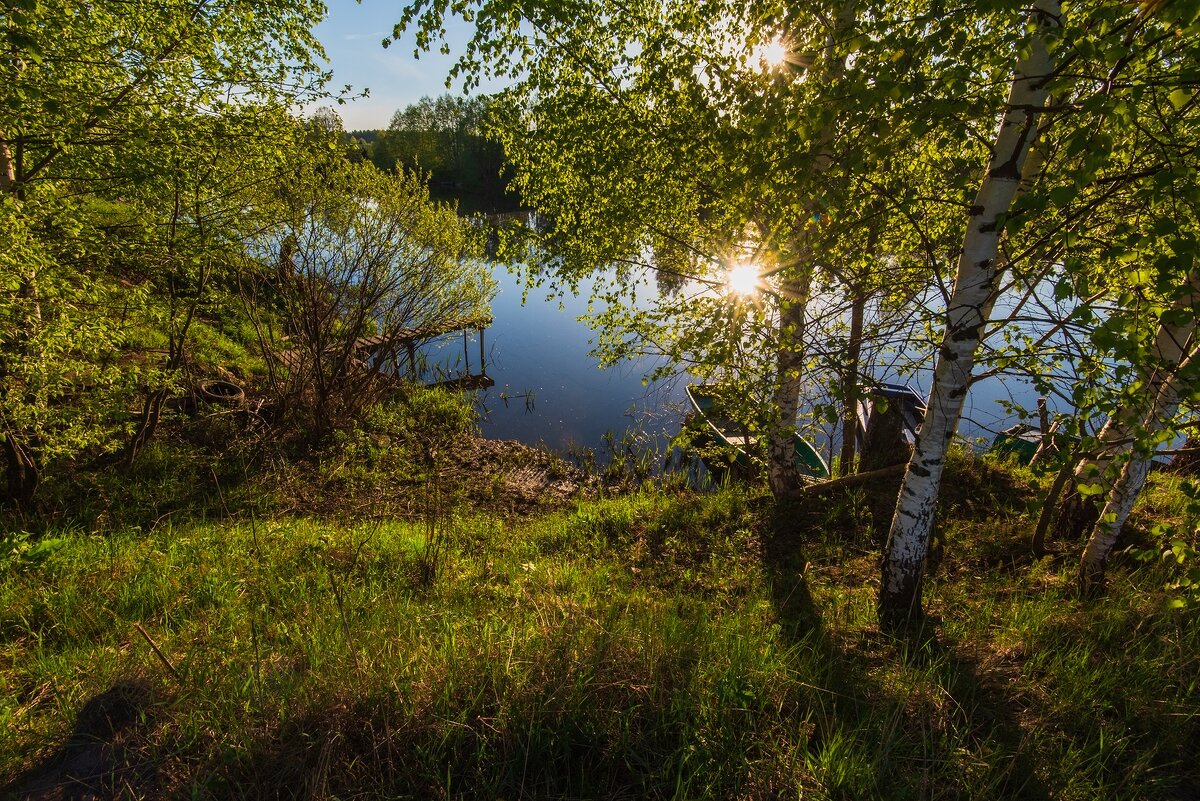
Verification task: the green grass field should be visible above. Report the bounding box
[2,451,1197,800]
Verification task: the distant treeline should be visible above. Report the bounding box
[345,95,520,210]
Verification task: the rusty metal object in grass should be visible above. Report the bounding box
[195,379,245,407]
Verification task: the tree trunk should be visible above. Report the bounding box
[1079,349,1195,596]
[766,0,859,497]
[1029,397,1057,465]
[0,134,14,193]
[124,388,169,468]
[788,462,905,497]
[878,0,1060,626]
[3,433,38,510]
[122,202,208,466]
[1053,415,1123,542]
[860,389,915,471]
[838,293,866,477]
[1055,271,1200,540]
[1032,441,1084,556]
[768,274,809,495]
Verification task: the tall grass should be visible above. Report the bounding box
[1,471,1197,799]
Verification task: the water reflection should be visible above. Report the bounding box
[416,259,1060,462]
[420,211,1065,461]
[474,265,685,453]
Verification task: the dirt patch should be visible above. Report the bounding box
[262,435,605,521]
[441,437,603,513]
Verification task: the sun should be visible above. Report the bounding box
[756,36,788,69]
[724,261,761,296]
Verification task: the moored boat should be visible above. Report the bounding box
[990,423,1043,464]
[685,384,830,480]
[856,381,927,470]
[989,422,1078,464]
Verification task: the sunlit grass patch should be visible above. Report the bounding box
[1,476,1197,798]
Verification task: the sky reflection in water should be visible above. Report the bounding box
[419,260,1051,459]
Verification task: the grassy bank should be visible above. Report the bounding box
[1,458,1197,799]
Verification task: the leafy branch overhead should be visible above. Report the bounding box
[393,0,1200,615]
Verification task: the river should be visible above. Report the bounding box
[473,266,685,455]
[416,258,1056,463]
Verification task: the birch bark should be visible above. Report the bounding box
[768,274,810,494]
[1079,345,1197,595]
[839,293,867,477]
[878,0,1062,623]
[766,0,857,496]
[1056,272,1200,540]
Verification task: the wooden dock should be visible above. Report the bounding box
[274,313,494,390]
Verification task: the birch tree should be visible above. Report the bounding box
[1080,327,1199,595]
[878,0,1200,619]
[878,0,1062,623]
[1055,272,1200,543]
[392,0,976,495]
[1041,31,1200,550]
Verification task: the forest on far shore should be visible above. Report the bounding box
[340,95,519,209]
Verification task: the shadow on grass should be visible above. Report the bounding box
[3,680,162,801]
[890,624,1053,800]
[10,464,1192,800]
[760,486,1055,800]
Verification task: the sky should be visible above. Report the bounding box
[311,0,506,131]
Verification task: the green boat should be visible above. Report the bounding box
[685,384,830,480]
[990,423,1042,464]
[990,420,1081,464]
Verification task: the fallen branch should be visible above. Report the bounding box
[134,622,182,684]
[786,463,907,498]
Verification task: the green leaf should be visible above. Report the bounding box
[1047,185,1076,206]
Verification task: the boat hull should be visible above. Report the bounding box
[685,385,830,480]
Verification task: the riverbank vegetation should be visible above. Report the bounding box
[0,0,493,510]
[4,0,1200,797]
[2,440,1198,799]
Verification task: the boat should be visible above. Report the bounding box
[851,381,927,470]
[856,381,927,449]
[685,384,830,479]
[990,423,1042,463]
[989,421,1079,465]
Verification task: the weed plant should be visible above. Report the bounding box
[1,458,1197,799]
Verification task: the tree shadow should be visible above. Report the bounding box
[761,499,824,634]
[760,491,1056,800]
[888,623,1053,800]
[2,679,162,801]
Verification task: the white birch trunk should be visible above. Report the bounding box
[878,0,1061,623]
[1057,272,1200,538]
[1079,346,1197,594]
[768,274,809,494]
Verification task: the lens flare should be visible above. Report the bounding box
[724,262,760,296]
[757,37,788,68]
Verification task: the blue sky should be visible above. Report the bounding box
[313,0,507,131]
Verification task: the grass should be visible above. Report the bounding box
[1,455,1198,799]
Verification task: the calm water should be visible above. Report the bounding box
[423,263,688,455]
[417,259,1046,460]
